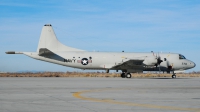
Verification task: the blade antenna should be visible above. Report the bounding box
[151,51,155,56]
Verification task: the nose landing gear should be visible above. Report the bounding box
[172,71,176,78]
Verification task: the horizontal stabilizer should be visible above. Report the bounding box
[38,48,65,62]
[39,48,54,56]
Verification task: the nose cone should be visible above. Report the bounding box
[193,62,196,68]
[190,61,196,68]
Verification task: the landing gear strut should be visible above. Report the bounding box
[121,72,131,78]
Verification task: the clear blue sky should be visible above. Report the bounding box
[0,0,199,72]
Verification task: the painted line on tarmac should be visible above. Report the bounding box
[73,88,200,112]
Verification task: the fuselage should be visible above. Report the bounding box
[24,51,195,73]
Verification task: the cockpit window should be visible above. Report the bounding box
[179,54,186,59]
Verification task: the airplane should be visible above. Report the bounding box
[6,24,196,78]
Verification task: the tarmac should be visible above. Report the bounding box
[0,77,200,112]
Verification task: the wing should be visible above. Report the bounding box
[108,57,146,71]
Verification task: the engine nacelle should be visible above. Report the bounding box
[143,56,157,66]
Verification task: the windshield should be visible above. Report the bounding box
[179,54,186,59]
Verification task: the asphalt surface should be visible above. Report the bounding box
[0,77,200,112]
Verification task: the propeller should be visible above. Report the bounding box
[157,53,163,73]
[152,51,163,73]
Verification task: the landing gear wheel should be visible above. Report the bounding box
[126,73,132,78]
[172,74,176,78]
[121,73,126,78]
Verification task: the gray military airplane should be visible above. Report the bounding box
[6,24,196,78]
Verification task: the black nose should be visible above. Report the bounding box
[193,63,196,67]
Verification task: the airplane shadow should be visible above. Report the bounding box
[146,78,190,79]
[129,77,190,79]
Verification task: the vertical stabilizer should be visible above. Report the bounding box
[37,24,84,52]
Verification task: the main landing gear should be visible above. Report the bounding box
[121,72,132,78]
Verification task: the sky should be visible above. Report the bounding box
[0,0,200,72]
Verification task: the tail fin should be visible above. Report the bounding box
[37,24,84,52]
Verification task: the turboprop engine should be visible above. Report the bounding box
[143,56,157,66]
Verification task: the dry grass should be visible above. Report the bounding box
[0,72,200,78]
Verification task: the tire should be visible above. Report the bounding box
[126,73,132,78]
[172,75,176,78]
[121,73,125,78]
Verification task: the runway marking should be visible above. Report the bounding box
[73,88,200,112]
